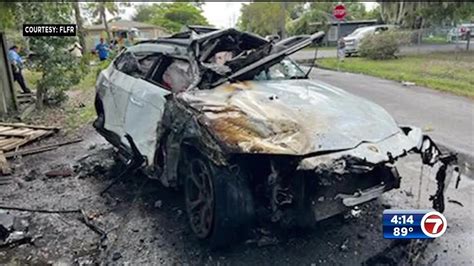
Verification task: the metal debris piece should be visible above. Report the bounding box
[340,239,349,251]
[45,168,74,178]
[447,199,464,207]
[154,200,163,209]
[257,235,279,247]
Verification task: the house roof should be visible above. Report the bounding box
[86,20,166,31]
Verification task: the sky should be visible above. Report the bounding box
[121,2,379,29]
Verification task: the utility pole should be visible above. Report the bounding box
[467,30,471,51]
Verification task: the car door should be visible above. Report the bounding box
[122,52,171,164]
[101,52,136,140]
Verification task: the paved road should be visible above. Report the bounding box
[292,44,471,61]
[309,68,474,174]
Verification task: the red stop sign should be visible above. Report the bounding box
[333,4,346,20]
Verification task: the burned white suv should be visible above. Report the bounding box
[94,27,457,247]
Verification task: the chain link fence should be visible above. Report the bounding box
[404,25,472,54]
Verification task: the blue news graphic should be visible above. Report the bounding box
[383,210,447,239]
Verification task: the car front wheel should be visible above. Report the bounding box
[183,150,255,248]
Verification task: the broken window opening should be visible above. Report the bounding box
[114,51,161,79]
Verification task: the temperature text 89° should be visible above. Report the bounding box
[393,227,414,236]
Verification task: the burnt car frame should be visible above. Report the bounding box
[94,27,458,247]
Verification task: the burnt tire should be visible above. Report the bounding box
[183,150,254,248]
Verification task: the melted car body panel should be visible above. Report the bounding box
[180,79,407,157]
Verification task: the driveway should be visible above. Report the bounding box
[309,68,474,175]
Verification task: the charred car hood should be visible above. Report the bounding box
[179,79,404,155]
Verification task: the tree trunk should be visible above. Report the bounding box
[101,9,111,42]
[36,83,45,110]
[397,1,404,25]
[73,1,87,53]
[279,2,287,39]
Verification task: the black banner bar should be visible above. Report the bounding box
[23,24,76,37]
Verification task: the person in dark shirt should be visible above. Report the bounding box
[95,38,109,61]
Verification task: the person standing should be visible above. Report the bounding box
[95,38,109,61]
[337,37,346,62]
[7,45,31,94]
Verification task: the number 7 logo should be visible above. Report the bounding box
[421,211,447,238]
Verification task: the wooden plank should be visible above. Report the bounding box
[0,151,10,175]
[4,138,83,158]
[16,93,34,98]
[0,138,19,147]
[19,103,36,120]
[0,130,56,151]
[0,122,60,131]
[0,126,13,133]
[0,138,26,151]
[0,128,34,137]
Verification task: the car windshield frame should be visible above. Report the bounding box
[254,58,307,81]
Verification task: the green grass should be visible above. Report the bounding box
[63,68,99,133]
[422,36,449,45]
[22,69,41,89]
[22,64,105,134]
[318,52,474,98]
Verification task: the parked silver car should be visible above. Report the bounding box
[343,25,396,56]
[94,27,457,247]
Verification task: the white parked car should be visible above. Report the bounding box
[343,25,397,56]
[447,24,474,42]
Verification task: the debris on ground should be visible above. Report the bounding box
[23,169,39,182]
[340,239,349,252]
[351,207,362,218]
[44,167,74,178]
[0,212,14,240]
[0,175,13,186]
[154,200,163,209]
[0,151,11,175]
[4,138,82,159]
[401,81,416,86]
[0,123,59,152]
[447,199,464,207]
[112,252,122,261]
[257,235,279,247]
[74,147,116,178]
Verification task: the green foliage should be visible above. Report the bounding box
[359,30,410,60]
[286,2,378,36]
[19,3,85,108]
[378,2,474,28]
[133,2,209,33]
[0,2,16,30]
[86,1,119,23]
[238,2,285,36]
[287,9,329,36]
[133,4,155,22]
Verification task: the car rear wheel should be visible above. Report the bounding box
[183,149,255,248]
[185,157,215,238]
